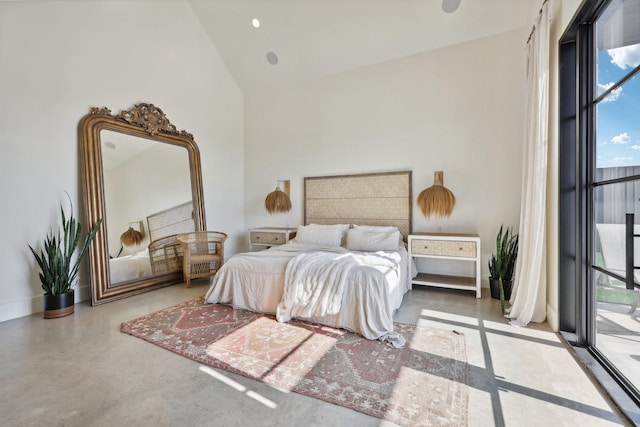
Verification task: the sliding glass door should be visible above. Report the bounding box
[591,0,640,400]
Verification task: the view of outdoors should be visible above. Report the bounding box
[596,46,640,169]
[594,0,640,397]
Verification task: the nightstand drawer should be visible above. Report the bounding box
[410,239,476,258]
[250,231,289,245]
[248,227,297,250]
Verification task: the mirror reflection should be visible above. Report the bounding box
[101,130,193,285]
[79,103,206,305]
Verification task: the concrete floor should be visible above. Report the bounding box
[0,281,631,427]
[597,304,640,391]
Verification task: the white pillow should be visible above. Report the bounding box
[346,228,401,252]
[296,224,345,247]
[353,224,400,233]
[309,223,350,235]
[354,224,404,243]
[132,248,149,259]
[120,243,145,257]
[311,223,350,245]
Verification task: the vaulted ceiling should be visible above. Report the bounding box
[188,0,542,94]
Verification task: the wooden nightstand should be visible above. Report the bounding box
[408,232,481,298]
[249,227,297,250]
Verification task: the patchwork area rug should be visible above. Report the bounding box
[121,298,468,427]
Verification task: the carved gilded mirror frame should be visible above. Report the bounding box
[79,103,206,305]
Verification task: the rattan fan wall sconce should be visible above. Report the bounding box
[265,180,292,214]
[417,171,456,218]
[120,221,145,247]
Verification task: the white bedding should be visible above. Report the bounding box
[204,242,412,347]
[109,249,153,283]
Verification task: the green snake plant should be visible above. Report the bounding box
[29,196,102,296]
[489,225,519,314]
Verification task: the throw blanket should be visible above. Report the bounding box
[276,250,406,348]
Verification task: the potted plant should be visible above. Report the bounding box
[488,225,519,313]
[29,195,101,318]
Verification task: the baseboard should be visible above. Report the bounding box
[0,284,91,323]
[0,294,44,322]
[76,284,91,304]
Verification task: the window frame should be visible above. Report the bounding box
[559,0,640,412]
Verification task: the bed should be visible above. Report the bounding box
[108,202,193,285]
[205,171,414,347]
[109,249,153,283]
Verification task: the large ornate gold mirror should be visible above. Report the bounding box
[79,103,206,305]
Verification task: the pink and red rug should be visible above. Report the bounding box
[121,297,468,427]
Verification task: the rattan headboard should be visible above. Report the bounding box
[304,171,412,240]
[146,201,195,242]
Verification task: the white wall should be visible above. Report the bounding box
[245,29,528,284]
[0,0,244,321]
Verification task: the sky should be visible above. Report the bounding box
[596,43,640,169]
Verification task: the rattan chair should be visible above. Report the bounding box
[176,231,227,288]
[148,234,184,274]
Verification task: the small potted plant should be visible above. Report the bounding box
[488,225,519,314]
[29,195,101,318]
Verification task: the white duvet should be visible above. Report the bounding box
[109,249,153,284]
[204,242,411,347]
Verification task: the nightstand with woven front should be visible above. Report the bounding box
[408,233,481,298]
[249,227,297,251]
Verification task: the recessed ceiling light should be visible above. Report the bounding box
[266,51,278,65]
[442,0,461,13]
[251,18,260,28]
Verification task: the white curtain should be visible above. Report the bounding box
[508,1,551,327]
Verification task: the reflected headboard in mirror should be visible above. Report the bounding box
[147,201,195,242]
[79,103,206,305]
